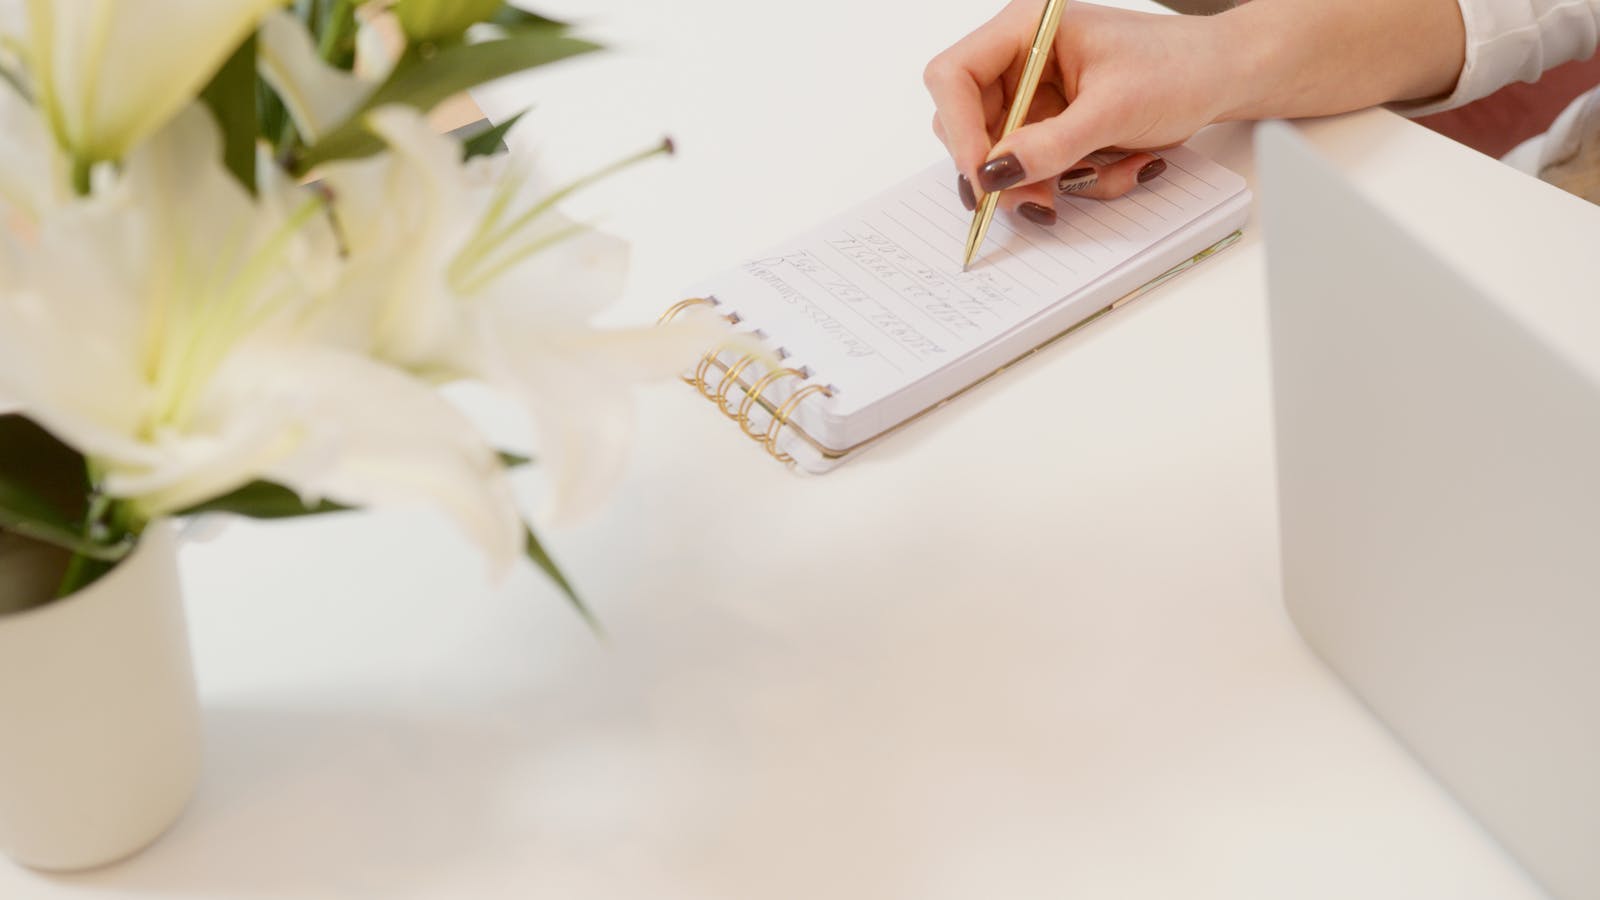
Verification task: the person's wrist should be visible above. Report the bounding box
[1204,4,1286,122]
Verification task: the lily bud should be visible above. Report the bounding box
[394,0,504,44]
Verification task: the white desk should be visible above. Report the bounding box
[3,1,1557,897]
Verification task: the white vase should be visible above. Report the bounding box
[0,522,200,871]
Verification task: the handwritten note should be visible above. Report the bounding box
[688,146,1246,416]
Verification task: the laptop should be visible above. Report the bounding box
[1260,121,1600,900]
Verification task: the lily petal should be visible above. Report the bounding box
[26,0,281,162]
[0,79,65,224]
[353,12,402,83]
[0,280,157,465]
[474,221,630,322]
[254,347,524,573]
[491,316,735,525]
[103,386,301,517]
[257,10,374,145]
[319,105,482,370]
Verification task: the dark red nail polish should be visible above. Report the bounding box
[978,154,1025,192]
[1137,158,1167,183]
[957,174,976,211]
[1017,201,1056,226]
[1057,167,1097,194]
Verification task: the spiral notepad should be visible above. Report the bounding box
[663,145,1251,472]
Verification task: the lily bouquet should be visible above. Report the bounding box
[0,0,708,617]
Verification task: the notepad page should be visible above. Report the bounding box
[686,145,1247,420]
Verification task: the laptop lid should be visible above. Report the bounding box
[1261,120,1600,900]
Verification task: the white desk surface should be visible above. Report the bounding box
[4,1,1562,897]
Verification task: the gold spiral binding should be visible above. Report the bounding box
[661,298,743,390]
[713,353,760,418]
[656,296,714,325]
[763,383,834,463]
[737,367,804,440]
[691,348,723,395]
[659,298,717,387]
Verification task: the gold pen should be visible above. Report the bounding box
[962,0,1069,271]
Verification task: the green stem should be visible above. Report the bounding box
[317,0,357,63]
[55,493,112,598]
[107,496,142,541]
[275,115,302,170]
[70,157,92,196]
[54,551,101,598]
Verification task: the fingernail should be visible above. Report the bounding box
[1137,158,1167,183]
[1017,201,1056,226]
[1057,167,1097,195]
[957,174,976,211]
[978,153,1025,192]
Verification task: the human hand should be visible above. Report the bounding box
[924,2,1240,224]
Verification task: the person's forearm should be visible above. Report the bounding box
[1212,0,1467,121]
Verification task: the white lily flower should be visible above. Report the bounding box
[22,0,279,167]
[0,106,522,569]
[320,106,723,524]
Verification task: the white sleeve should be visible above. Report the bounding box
[1389,0,1600,117]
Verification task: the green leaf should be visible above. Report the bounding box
[316,0,360,68]
[497,449,534,468]
[299,28,600,169]
[370,29,599,114]
[524,524,600,636]
[258,74,289,151]
[178,480,350,520]
[461,108,526,160]
[490,7,570,31]
[199,34,260,193]
[0,480,129,562]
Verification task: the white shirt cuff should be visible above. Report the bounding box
[1387,0,1600,118]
